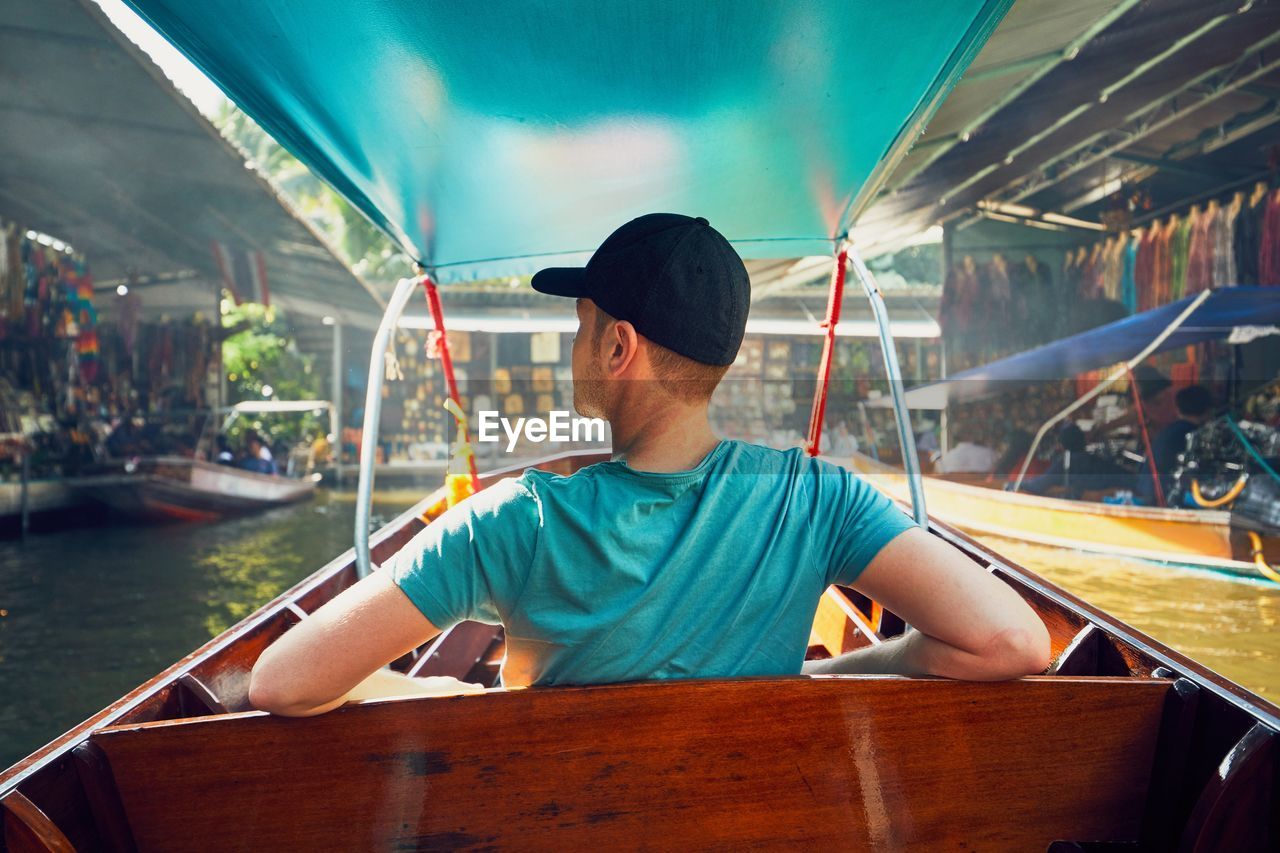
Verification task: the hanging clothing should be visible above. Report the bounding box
[1134,224,1157,312]
[1101,236,1124,301]
[1169,215,1191,299]
[1214,200,1238,288]
[1234,195,1264,285]
[1185,206,1215,295]
[1153,218,1176,306]
[1011,255,1053,346]
[1263,190,1280,286]
[1121,234,1138,314]
[940,259,980,366]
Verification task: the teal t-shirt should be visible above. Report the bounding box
[389,439,914,687]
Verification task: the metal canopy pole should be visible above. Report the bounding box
[848,247,928,527]
[354,276,420,579]
[804,245,849,457]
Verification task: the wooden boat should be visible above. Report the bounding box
[0,479,79,532]
[2,451,1277,850]
[71,402,332,523]
[70,457,319,523]
[5,1,1274,849]
[848,452,1280,581]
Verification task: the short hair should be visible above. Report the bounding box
[1175,385,1212,417]
[593,307,729,403]
[1057,423,1086,453]
[244,429,264,445]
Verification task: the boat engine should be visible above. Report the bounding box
[1173,418,1280,532]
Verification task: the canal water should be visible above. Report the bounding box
[2,496,1278,770]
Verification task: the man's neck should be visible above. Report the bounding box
[608,398,720,473]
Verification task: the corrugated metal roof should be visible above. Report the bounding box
[0,0,384,324]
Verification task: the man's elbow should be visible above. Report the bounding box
[985,620,1052,678]
[248,659,323,717]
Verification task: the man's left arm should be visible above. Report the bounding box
[805,527,1051,679]
[248,569,441,717]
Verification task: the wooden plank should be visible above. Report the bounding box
[92,677,1170,851]
[407,621,502,679]
[174,674,229,717]
[1050,624,1101,676]
[1,792,74,853]
[1141,678,1201,852]
[1179,722,1278,852]
[70,743,134,853]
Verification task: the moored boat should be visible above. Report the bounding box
[847,451,1280,580]
[0,478,89,535]
[70,457,318,523]
[72,401,331,523]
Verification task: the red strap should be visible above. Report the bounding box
[420,275,480,491]
[804,248,848,456]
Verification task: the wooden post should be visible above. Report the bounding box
[331,320,343,487]
[19,447,30,539]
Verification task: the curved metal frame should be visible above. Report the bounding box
[847,246,928,526]
[355,276,420,578]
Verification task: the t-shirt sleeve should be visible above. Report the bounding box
[814,463,918,587]
[387,476,541,628]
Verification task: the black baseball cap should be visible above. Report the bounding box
[531,213,750,366]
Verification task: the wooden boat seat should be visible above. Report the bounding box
[87,676,1175,850]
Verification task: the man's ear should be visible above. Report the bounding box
[605,320,641,377]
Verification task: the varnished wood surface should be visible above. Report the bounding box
[93,677,1170,851]
[1179,723,1278,853]
[1,792,74,853]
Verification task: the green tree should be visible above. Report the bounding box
[213,103,413,283]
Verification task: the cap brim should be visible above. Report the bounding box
[531,266,588,298]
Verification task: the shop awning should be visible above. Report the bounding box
[0,0,384,324]
[882,286,1280,410]
[120,0,1012,283]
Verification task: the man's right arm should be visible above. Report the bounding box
[804,527,1051,680]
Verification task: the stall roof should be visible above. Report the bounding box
[0,0,384,323]
[119,0,1013,284]
[885,287,1280,410]
[856,0,1280,256]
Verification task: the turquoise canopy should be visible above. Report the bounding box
[122,1,1010,283]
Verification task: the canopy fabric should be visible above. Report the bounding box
[121,1,1010,283]
[885,287,1280,410]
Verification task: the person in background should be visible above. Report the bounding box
[936,425,997,475]
[239,429,278,476]
[1089,365,1175,442]
[1136,385,1213,505]
[914,417,940,465]
[1021,423,1125,500]
[214,434,235,466]
[826,420,858,456]
[990,429,1047,487]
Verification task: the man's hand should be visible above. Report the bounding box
[804,528,1051,680]
[249,570,441,717]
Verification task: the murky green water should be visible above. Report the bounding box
[0,489,418,771]
[3,498,1277,770]
[979,536,1280,702]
